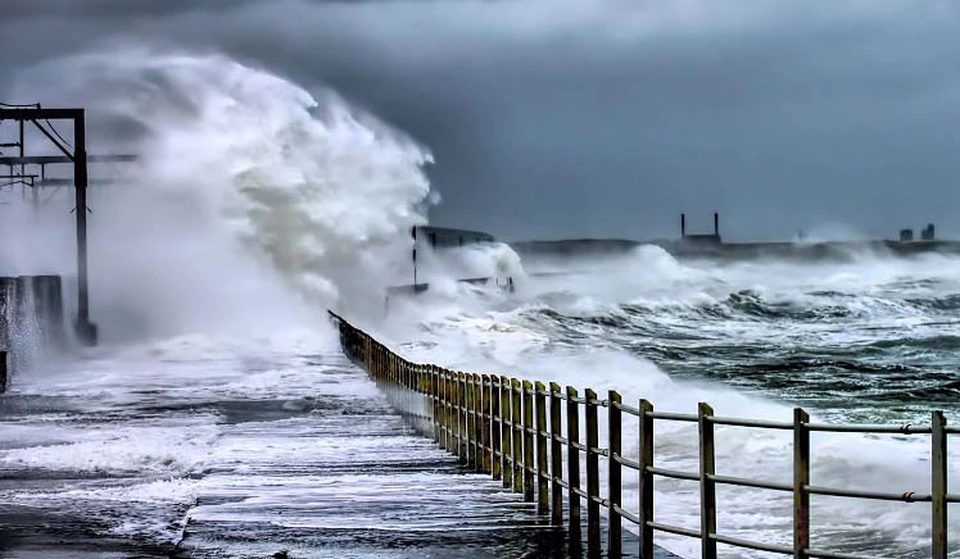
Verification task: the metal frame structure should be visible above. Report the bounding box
[0,107,133,345]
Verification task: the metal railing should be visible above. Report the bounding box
[329,311,956,558]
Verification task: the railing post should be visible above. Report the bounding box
[639,399,654,559]
[467,374,476,468]
[502,375,513,489]
[609,390,623,557]
[794,408,810,559]
[492,375,502,480]
[932,411,947,559]
[439,369,448,451]
[481,374,490,474]
[446,370,455,453]
[457,372,470,464]
[585,388,600,548]
[535,381,549,513]
[567,386,582,535]
[432,366,440,444]
[549,382,564,526]
[523,380,535,502]
[512,378,523,493]
[699,402,717,559]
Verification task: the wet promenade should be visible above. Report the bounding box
[0,338,582,558]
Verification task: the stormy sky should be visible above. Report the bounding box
[2,0,960,242]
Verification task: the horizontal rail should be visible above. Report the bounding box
[646,411,698,422]
[612,399,642,417]
[806,484,932,503]
[647,466,700,482]
[648,520,701,539]
[711,532,793,554]
[806,548,875,559]
[709,473,792,492]
[613,453,641,471]
[807,422,933,435]
[709,416,793,430]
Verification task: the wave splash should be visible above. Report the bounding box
[6,47,434,337]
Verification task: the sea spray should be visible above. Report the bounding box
[5,47,435,339]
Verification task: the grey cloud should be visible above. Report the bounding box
[2,0,960,241]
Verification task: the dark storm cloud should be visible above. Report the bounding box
[2,0,960,241]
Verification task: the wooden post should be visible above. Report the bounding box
[608,391,623,557]
[502,375,513,489]
[512,378,523,493]
[535,381,548,513]
[932,411,947,559]
[523,380,535,502]
[492,375,502,480]
[585,389,600,548]
[639,399,654,559]
[549,382,563,525]
[567,386,582,535]
[698,403,717,559]
[793,408,810,559]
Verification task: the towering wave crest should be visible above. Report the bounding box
[6,47,435,338]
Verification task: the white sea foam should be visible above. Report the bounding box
[381,245,960,558]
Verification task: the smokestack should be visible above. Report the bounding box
[714,212,719,237]
[681,213,686,237]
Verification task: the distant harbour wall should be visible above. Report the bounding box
[0,275,65,393]
[511,238,960,261]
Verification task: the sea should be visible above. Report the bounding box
[0,50,957,559]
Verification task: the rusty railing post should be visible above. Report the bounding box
[523,380,535,502]
[457,372,468,464]
[699,402,717,559]
[932,411,947,559]
[481,374,490,474]
[585,388,600,548]
[512,378,523,493]
[501,375,513,489]
[794,408,810,559]
[467,374,476,468]
[535,381,548,513]
[549,382,563,525]
[567,386,582,535]
[446,370,455,453]
[432,366,440,444]
[492,375,502,480]
[609,390,623,557]
[639,399,654,559]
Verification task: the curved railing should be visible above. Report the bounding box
[328,310,956,559]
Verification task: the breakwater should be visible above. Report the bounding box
[512,238,960,262]
[329,310,957,559]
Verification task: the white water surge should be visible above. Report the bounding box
[378,246,960,559]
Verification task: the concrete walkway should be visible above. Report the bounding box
[0,344,678,558]
[176,354,565,558]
